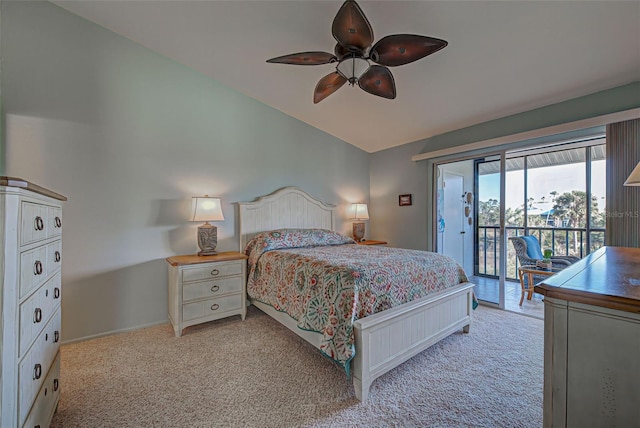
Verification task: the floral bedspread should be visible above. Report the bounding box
[245,229,469,373]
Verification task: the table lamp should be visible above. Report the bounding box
[623,161,640,186]
[349,203,369,242]
[191,196,224,256]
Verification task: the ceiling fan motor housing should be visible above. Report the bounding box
[336,56,370,85]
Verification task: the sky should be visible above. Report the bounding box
[479,159,606,212]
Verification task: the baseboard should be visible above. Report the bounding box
[61,319,170,345]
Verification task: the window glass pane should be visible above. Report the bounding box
[590,143,606,251]
[505,157,524,279]
[478,160,500,277]
[505,157,525,228]
[526,147,587,259]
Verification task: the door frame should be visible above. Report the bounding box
[432,150,507,309]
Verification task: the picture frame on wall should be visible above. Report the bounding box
[399,194,412,206]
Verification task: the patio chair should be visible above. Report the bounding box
[510,235,580,305]
[509,235,580,269]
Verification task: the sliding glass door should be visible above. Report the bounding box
[474,155,506,306]
[434,135,606,315]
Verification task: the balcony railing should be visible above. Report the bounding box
[477,225,606,281]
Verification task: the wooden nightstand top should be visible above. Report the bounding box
[357,240,388,246]
[166,251,248,267]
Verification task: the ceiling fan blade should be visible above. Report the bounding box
[331,0,374,52]
[314,72,347,104]
[369,34,448,67]
[358,66,396,99]
[266,52,337,65]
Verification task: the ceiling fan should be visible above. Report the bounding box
[266,0,448,104]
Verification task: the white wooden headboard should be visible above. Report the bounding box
[238,187,335,251]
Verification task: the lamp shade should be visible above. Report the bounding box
[349,203,369,220]
[191,196,224,222]
[624,161,640,186]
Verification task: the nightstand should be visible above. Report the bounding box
[166,251,248,337]
[357,240,388,246]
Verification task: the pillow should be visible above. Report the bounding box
[521,235,543,259]
[244,228,354,265]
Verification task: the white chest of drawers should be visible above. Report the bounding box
[166,252,248,337]
[1,178,66,428]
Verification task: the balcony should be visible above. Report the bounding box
[474,225,605,318]
[477,225,605,281]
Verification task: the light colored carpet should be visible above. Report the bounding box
[51,305,543,428]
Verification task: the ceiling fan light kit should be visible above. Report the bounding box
[266,0,448,103]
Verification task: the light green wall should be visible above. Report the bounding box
[0,1,3,175]
[370,82,640,251]
[1,1,370,341]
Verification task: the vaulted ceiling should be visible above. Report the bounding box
[53,0,640,153]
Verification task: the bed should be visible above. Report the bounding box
[239,187,474,401]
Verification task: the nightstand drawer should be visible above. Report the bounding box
[182,294,243,322]
[183,276,243,302]
[182,261,243,283]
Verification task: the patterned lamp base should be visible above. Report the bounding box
[353,222,365,242]
[197,222,218,256]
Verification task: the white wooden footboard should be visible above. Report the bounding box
[352,281,474,400]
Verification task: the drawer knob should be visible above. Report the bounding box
[34,216,44,231]
[34,308,42,323]
[33,363,42,380]
[55,216,62,228]
[34,260,43,275]
[54,378,59,391]
[210,285,220,293]
[54,287,61,299]
[210,303,220,311]
[55,251,61,262]
[54,331,60,343]
[210,269,220,276]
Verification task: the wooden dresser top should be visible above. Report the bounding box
[166,251,248,266]
[0,176,67,201]
[535,246,640,314]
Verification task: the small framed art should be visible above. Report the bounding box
[399,194,412,206]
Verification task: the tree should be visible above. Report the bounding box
[552,190,602,228]
[478,198,500,226]
[551,190,603,252]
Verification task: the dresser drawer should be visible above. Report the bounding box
[182,260,243,283]
[22,352,60,428]
[20,202,50,246]
[183,276,243,302]
[19,274,61,357]
[46,240,62,277]
[47,206,63,239]
[20,246,49,298]
[182,293,243,322]
[19,308,61,425]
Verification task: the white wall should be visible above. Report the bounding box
[1,1,370,341]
